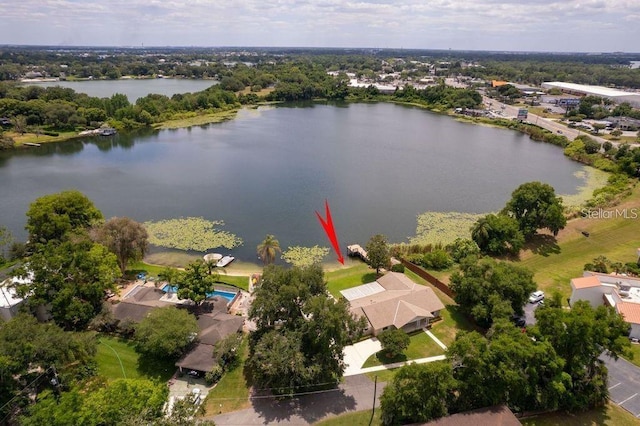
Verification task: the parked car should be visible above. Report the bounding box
[511,316,526,327]
[529,290,545,304]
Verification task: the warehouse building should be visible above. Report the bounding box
[541,82,640,108]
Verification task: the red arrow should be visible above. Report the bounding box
[315,200,345,265]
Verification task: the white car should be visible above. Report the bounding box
[529,290,545,304]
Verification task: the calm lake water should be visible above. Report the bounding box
[0,102,586,264]
[21,78,217,102]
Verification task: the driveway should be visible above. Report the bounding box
[601,352,640,418]
[343,338,382,377]
[523,301,540,326]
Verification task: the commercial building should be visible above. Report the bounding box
[541,82,640,108]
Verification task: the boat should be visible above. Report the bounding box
[203,253,223,263]
[216,256,235,268]
[99,127,117,136]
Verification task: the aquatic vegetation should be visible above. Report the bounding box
[144,217,242,252]
[409,211,486,246]
[560,166,610,210]
[281,245,330,267]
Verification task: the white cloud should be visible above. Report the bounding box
[0,0,638,51]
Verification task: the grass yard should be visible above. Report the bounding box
[216,274,250,291]
[314,409,381,426]
[626,343,640,368]
[362,330,444,369]
[325,262,377,298]
[96,335,175,382]
[517,186,640,302]
[430,305,477,348]
[202,337,251,416]
[127,260,173,279]
[521,403,640,426]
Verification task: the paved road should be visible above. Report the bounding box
[210,374,385,425]
[601,352,640,418]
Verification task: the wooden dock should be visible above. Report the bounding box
[347,244,368,261]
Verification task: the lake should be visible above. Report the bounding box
[21,78,218,102]
[0,102,587,264]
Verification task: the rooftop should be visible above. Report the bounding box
[542,81,640,99]
[340,282,385,302]
[617,301,640,325]
[571,276,602,290]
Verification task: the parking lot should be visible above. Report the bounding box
[601,353,640,418]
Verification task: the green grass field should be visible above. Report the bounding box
[362,331,444,369]
[521,403,640,426]
[96,335,175,382]
[517,185,640,299]
[314,409,381,426]
[325,262,377,298]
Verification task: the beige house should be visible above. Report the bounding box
[341,272,445,336]
[570,271,640,339]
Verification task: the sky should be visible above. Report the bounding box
[1,0,639,53]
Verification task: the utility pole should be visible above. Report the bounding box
[369,375,378,426]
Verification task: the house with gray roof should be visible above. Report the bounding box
[341,272,445,336]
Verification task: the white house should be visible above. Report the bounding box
[570,271,640,339]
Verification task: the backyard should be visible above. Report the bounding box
[96,335,175,382]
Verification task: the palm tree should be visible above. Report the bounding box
[471,215,492,250]
[257,234,281,266]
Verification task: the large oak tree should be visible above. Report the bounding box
[92,216,148,276]
[247,265,365,394]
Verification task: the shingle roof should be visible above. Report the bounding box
[110,301,155,322]
[175,343,216,372]
[417,405,521,426]
[197,312,244,346]
[347,273,445,331]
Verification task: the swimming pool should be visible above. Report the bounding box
[161,285,237,302]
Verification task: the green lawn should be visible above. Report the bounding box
[127,260,173,280]
[516,186,640,302]
[325,262,377,298]
[430,305,477,348]
[314,409,381,426]
[521,403,640,426]
[363,331,443,369]
[216,274,250,291]
[202,337,251,416]
[96,335,175,382]
[625,343,640,368]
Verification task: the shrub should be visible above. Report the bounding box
[205,364,223,385]
[422,250,453,270]
[378,329,410,358]
[447,238,480,263]
[390,263,405,273]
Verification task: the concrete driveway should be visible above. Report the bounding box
[343,338,382,377]
[523,301,540,326]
